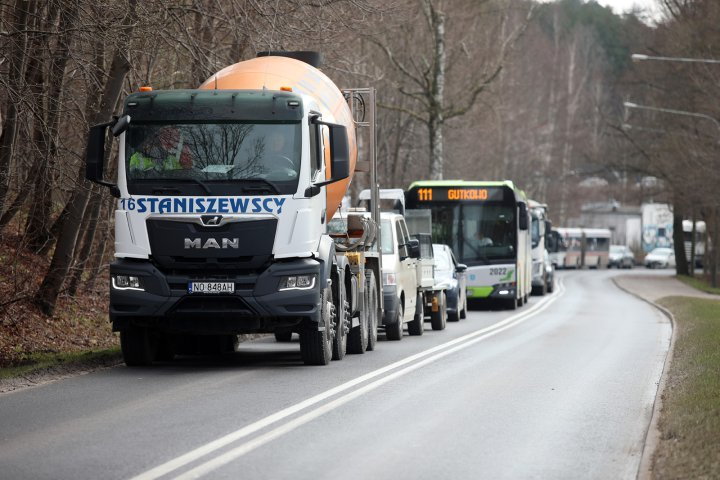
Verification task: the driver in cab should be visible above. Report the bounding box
[260,131,297,180]
[130,127,193,172]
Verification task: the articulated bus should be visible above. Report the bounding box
[550,227,611,268]
[406,180,532,309]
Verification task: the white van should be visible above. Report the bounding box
[379,212,425,340]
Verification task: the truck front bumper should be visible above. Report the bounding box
[109,258,322,334]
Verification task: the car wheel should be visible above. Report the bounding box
[431,292,447,330]
[408,293,424,336]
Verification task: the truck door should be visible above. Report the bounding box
[397,218,417,321]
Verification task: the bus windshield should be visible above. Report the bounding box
[428,203,516,266]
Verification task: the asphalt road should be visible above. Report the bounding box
[0,270,671,480]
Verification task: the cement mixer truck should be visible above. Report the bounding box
[85,51,383,366]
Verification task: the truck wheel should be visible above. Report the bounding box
[121,326,156,367]
[385,302,403,341]
[300,286,335,365]
[274,331,293,342]
[408,293,424,336]
[365,271,379,352]
[547,275,555,293]
[155,333,175,361]
[431,292,447,330]
[332,281,348,361]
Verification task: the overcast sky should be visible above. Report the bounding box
[593,0,662,16]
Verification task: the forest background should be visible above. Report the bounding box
[0,0,718,364]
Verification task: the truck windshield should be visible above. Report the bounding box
[125,122,301,195]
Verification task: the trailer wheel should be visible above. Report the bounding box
[347,284,368,354]
[331,275,348,361]
[408,292,424,336]
[365,271,379,352]
[121,326,156,367]
[300,286,335,365]
[385,302,403,341]
[431,292,447,330]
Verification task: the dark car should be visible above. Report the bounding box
[432,244,467,322]
[608,245,634,269]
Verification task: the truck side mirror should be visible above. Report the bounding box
[407,238,421,259]
[310,117,350,187]
[545,220,552,235]
[86,121,120,197]
[456,263,467,273]
[518,202,529,231]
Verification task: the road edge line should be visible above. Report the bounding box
[611,276,675,480]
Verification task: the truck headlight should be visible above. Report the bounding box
[279,274,316,291]
[383,273,396,286]
[112,275,143,291]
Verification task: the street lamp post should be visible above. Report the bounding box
[623,101,720,137]
[632,53,720,64]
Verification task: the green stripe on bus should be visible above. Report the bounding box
[467,286,494,298]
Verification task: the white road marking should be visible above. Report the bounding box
[130,279,565,480]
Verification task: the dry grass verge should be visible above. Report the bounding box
[652,296,720,479]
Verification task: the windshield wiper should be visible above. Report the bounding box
[174,178,213,195]
[236,178,280,195]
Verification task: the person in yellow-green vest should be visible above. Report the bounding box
[129,127,193,172]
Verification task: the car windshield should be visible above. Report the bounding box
[610,246,624,253]
[651,248,673,255]
[125,122,301,195]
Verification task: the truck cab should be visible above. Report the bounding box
[86,84,369,366]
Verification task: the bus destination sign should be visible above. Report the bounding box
[412,186,506,202]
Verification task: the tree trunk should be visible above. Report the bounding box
[25,2,77,252]
[35,0,138,315]
[0,0,31,212]
[425,1,445,180]
[67,185,103,296]
[672,207,689,276]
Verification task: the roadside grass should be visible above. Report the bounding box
[676,274,720,296]
[0,348,121,380]
[652,296,720,479]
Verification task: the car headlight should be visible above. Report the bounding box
[112,274,143,291]
[279,274,316,291]
[383,273,396,286]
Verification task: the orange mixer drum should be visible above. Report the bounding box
[199,56,356,219]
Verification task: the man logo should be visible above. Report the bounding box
[184,238,240,249]
[201,215,222,226]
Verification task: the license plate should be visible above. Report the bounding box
[188,282,235,294]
